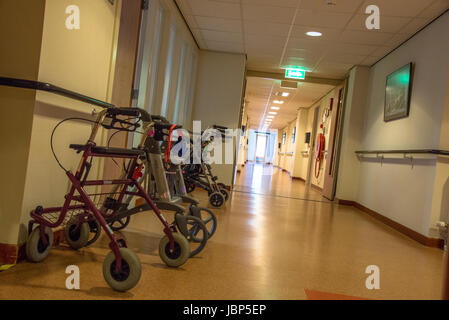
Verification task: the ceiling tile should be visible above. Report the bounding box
[369,45,394,57]
[299,0,364,13]
[398,17,435,35]
[242,5,296,24]
[187,0,241,19]
[360,0,434,17]
[194,16,242,33]
[242,0,298,7]
[206,40,245,53]
[419,0,449,19]
[291,25,343,41]
[346,14,412,33]
[200,29,244,43]
[294,10,353,28]
[330,42,378,55]
[339,30,394,45]
[323,52,367,65]
[244,21,291,37]
[360,55,382,66]
[184,15,199,29]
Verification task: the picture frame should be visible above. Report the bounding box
[384,62,413,122]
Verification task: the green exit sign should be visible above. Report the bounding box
[285,68,306,80]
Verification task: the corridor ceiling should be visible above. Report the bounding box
[175,0,449,129]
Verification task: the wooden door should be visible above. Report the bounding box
[322,85,345,200]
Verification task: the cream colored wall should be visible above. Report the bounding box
[191,51,246,186]
[18,0,121,244]
[335,66,370,201]
[0,0,46,245]
[350,12,449,237]
[278,120,297,174]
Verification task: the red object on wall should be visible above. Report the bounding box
[329,98,334,111]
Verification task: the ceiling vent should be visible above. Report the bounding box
[280,81,297,90]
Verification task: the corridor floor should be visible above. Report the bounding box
[0,164,445,300]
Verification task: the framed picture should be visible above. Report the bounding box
[384,62,413,122]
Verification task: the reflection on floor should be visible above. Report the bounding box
[0,164,444,300]
[234,163,328,202]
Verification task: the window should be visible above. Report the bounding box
[173,43,188,123]
[161,26,176,117]
[292,127,296,143]
[282,132,286,145]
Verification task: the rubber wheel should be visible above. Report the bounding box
[209,192,225,208]
[86,219,101,246]
[184,216,208,258]
[158,232,190,267]
[103,248,141,292]
[26,226,54,262]
[219,188,230,201]
[109,216,130,231]
[189,207,217,239]
[186,182,196,193]
[217,183,227,190]
[65,216,90,249]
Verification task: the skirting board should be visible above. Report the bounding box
[338,199,444,249]
[0,229,66,265]
[292,176,306,182]
[311,184,323,192]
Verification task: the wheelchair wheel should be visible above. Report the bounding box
[219,188,230,201]
[189,206,217,239]
[103,248,141,292]
[26,226,53,262]
[109,216,130,231]
[86,219,101,246]
[209,192,225,208]
[184,216,208,258]
[65,216,90,249]
[159,232,190,267]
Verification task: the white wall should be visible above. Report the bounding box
[191,51,246,186]
[342,12,449,237]
[18,0,121,244]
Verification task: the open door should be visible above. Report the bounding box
[322,84,346,200]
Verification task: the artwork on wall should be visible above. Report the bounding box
[384,62,413,122]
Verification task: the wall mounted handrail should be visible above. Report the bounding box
[355,149,449,156]
[0,76,115,109]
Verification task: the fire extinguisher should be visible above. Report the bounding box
[314,133,325,179]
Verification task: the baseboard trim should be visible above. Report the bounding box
[311,184,323,192]
[338,199,444,249]
[292,176,306,182]
[1,229,66,265]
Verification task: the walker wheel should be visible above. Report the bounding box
[65,216,90,249]
[188,206,218,239]
[159,232,190,267]
[219,188,230,201]
[209,192,225,208]
[103,248,141,292]
[86,219,101,246]
[184,216,208,258]
[26,226,53,262]
[109,216,131,231]
[186,182,196,193]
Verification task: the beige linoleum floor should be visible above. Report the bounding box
[0,163,445,300]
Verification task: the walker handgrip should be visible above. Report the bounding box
[107,107,141,117]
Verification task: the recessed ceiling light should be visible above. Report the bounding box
[269,112,277,115]
[306,31,322,37]
[267,115,275,118]
[281,92,290,97]
[266,118,273,121]
[271,106,280,110]
[273,100,284,104]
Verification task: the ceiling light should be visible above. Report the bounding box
[266,118,273,121]
[269,112,277,115]
[267,115,275,118]
[273,100,284,104]
[281,92,290,97]
[271,106,281,110]
[306,31,322,37]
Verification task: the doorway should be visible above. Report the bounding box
[255,133,268,163]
